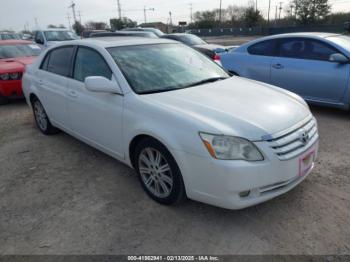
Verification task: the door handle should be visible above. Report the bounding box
[272,63,284,69]
[68,90,78,98]
[38,80,43,86]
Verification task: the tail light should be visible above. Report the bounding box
[212,54,221,62]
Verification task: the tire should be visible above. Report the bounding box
[32,98,59,135]
[134,138,187,205]
[0,96,9,105]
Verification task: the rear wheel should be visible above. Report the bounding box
[32,98,59,135]
[134,138,187,205]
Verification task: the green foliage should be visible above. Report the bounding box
[243,6,264,27]
[73,21,85,35]
[84,21,109,30]
[110,17,137,31]
[294,0,331,25]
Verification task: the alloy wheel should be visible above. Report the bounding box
[138,147,174,198]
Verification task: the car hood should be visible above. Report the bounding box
[193,44,227,53]
[144,77,310,140]
[0,56,36,73]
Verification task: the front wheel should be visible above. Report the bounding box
[135,138,187,205]
[0,96,8,105]
[32,98,59,135]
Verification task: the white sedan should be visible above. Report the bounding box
[22,37,319,209]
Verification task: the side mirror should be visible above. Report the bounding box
[85,76,122,94]
[329,53,349,64]
[35,39,44,45]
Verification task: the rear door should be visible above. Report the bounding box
[270,37,349,103]
[36,46,74,128]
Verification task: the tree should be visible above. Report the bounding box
[85,21,108,30]
[193,10,217,29]
[110,17,137,31]
[294,0,331,25]
[73,21,85,35]
[47,24,66,29]
[242,6,263,27]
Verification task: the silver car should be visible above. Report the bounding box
[221,33,350,110]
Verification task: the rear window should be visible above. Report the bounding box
[0,44,41,59]
[248,40,275,56]
[46,46,74,77]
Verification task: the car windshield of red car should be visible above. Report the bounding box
[0,44,41,59]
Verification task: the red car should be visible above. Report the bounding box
[0,40,41,104]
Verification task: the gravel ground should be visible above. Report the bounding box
[0,100,350,255]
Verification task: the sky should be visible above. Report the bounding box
[1,0,350,31]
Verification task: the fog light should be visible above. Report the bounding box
[239,190,251,198]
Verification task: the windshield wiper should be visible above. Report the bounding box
[186,77,228,88]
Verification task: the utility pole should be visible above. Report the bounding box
[117,0,122,19]
[274,5,278,26]
[68,1,77,23]
[67,13,72,30]
[256,0,258,12]
[78,11,82,24]
[189,3,193,24]
[34,17,39,29]
[267,0,271,26]
[219,0,222,25]
[278,2,283,20]
[143,6,154,24]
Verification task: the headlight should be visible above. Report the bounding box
[9,72,20,80]
[199,133,264,161]
[0,73,9,80]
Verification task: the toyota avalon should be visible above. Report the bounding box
[22,37,319,209]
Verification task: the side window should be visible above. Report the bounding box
[47,46,74,77]
[248,40,275,56]
[73,47,112,82]
[278,38,339,61]
[40,53,50,70]
[302,39,338,61]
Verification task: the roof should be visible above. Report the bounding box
[0,40,33,45]
[260,32,341,41]
[65,37,176,48]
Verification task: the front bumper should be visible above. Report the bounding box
[0,80,23,98]
[174,140,318,210]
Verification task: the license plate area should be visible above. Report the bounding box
[298,149,316,177]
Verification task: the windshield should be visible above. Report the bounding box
[44,31,78,41]
[108,43,228,94]
[0,33,22,40]
[179,34,206,46]
[328,35,350,53]
[0,44,41,59]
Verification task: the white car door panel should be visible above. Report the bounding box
[67,46,124,158]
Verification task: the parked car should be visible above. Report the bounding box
[221,32,350,110]
[81,30,109,39]
[122,27,165,37]
[0,32,22,40]
[160,33,227,62]
[23,38,318,209]
[33,29,79,48]
[90,31,158,38]
[0,40,41,104]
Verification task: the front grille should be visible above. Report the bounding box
[266,117,318,161]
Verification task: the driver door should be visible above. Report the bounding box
[270,38,349,103]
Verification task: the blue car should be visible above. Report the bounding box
[221,33,350,110]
